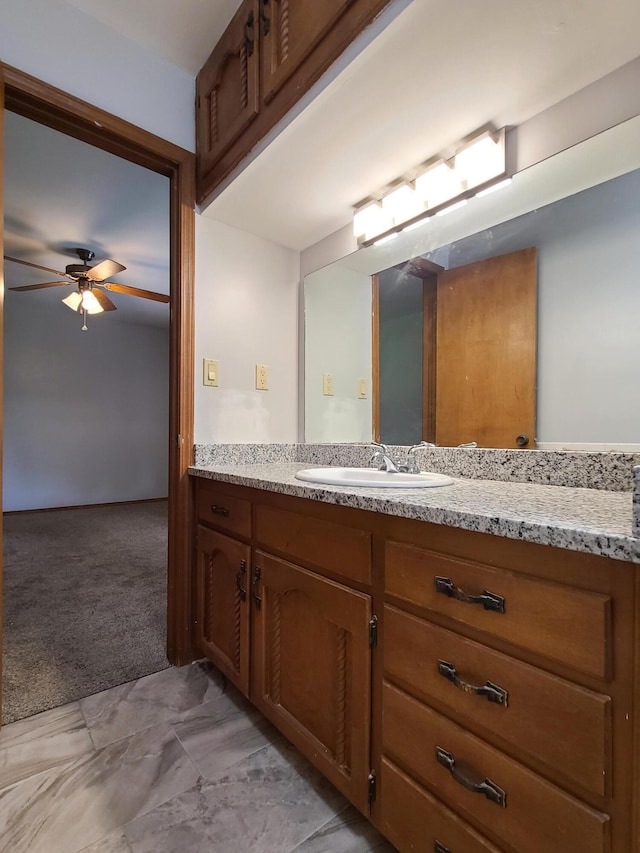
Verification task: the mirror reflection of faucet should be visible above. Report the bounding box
[371,440,477,474]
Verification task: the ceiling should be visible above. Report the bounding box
[65,0,242,74]
[3,112,171,328]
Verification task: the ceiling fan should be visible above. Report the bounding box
[4,248,170,331]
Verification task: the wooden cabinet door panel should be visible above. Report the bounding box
[196,526,251,695]
[251,550,372,811]
[197,0,259,179]
[260,0,348,102]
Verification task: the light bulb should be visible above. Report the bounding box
[415,161,461,209]
[80,290,104,314]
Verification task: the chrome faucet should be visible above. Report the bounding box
[371,442,401,473]
[405,441,434,473]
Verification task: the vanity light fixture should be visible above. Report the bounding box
[353,126,510,246]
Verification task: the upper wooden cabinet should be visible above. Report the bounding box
[196,0,393,203]
[196,0,260,181]
[260,0,355,102]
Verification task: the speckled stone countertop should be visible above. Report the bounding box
[189,462,639,564]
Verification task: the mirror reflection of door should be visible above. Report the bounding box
[374,247,537,448]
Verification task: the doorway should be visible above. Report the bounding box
[0,64,196,725]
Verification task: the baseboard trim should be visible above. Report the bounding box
[3,497,169,516]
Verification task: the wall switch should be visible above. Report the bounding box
[256,364,269,390]
[358,378,368,399]
[323,373,334,396]
[203,358,219,387]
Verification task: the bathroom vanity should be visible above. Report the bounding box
[189,458,640,853]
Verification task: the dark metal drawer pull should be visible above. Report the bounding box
[434,843,451,853]
[436,747,506,807]
[210,504,230,517]
[438,660,508,706]
[434,576,505,613]
[236,560,247,602]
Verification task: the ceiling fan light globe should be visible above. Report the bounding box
[62,291,82,312]
[80,290,104,314]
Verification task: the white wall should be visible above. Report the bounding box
[194,217,299,443]
[3,296,169,511]
[304,266,372,443]
[0,0,194,151]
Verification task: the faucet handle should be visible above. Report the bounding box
[405,440,434,473]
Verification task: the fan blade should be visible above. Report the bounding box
[99,282,170,303]
[86,259,126,282]
[9,281,71,291]
[4,255,70,277]
[91,288,117,312]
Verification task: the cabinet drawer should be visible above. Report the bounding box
[379,757,503,853]
[255,505,371,584]
[196,481,251,538]
[385,541,611,679]
[384,605,611,797]
[383,683,609,853]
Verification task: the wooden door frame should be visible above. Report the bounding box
[0,65,197,707]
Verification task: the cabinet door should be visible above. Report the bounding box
[196,0,259,180]
[196,525,251,695]
[260,0,350,102]
[251,550,372,811]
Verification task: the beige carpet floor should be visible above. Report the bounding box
[2,501,169,724]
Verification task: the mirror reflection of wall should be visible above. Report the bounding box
[304,134,640,449]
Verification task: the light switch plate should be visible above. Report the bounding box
[203,358,219,387]
[323,374,334,396]
[358,378,367,399]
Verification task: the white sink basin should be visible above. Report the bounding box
[295,467,453,488]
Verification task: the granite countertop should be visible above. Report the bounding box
[188,462,639,564]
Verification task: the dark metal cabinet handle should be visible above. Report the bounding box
[516,434,530,447]
[236,560,247,602]
[434,576,505,613]
[260,0,270,35]
[210,504,230,517]
[438,661,508,706]
[435,747,507,807]
[244,10,255,56]
[252,566,262,608]
[434,843,451,853]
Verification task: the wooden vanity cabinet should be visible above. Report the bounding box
[192,475,639,853]
[196,0,393,202]
[376,521,636,853]
[193,478,377,811]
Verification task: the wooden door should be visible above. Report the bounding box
[260,0,349,102]
[196,0,260,183]
[251,550,373,811]
[195,526,251,695]
[435,248,537,448]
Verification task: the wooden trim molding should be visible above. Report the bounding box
[1,65,197,669]
[371,275,380,443]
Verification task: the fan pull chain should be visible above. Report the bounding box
[81,309,88,332]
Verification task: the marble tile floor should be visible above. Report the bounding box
[0,662,396,853]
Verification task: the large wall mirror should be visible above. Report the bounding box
[304,115,640,450]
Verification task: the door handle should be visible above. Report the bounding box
[252,566,262,608]
[236,559,247,601]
